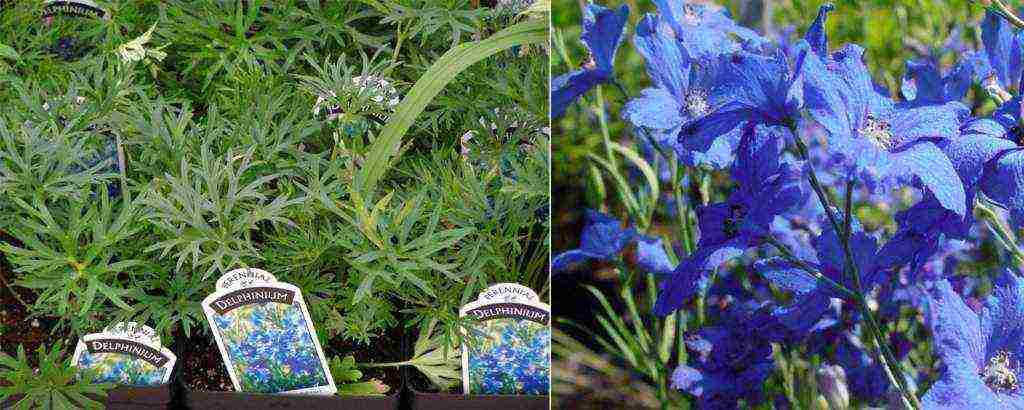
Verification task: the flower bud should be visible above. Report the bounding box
[816,364,850,409]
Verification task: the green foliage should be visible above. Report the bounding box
[404,318,463,390]
[142,146,300,278]
[0,344,112,410]
[0,0,548,367]
[328,355,389,395]
[0,192,140,332]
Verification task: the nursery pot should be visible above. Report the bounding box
[409,388,549,410]
[0,384,173,410]
[181,367,403,410]
[405,367,549,410]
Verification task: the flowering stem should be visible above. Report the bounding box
[790,128,919,409]
[765,236,857,300]
[976,199,1024,267]
[989,0,1024,30]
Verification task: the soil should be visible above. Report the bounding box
[176,330,235,391]
[0,232,60,366]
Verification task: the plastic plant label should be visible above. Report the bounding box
[71,322,176,386]
[460,283,550,395]
[202,267,337,395]
[43,0,109,20]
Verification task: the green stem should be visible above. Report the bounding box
[991,0,1024,30]
[976,199,1024,267]
[789,125,918,409]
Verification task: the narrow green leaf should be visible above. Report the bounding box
[356,19,547,193]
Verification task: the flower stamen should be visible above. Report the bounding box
[981,351,1019,393]
[684,89,711,117]
[859,115,895,150]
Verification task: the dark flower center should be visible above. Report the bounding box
[684,89,711,117]
[980,351,1019,393]
[581,54,597,70]
[722,204,747,239]
[859,115,895,150]
[1009,126,1024,146]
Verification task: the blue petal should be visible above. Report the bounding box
[901,60,942,103]
[980,148,1024,227]
[901,60,973,105]
[920,359,998,409]
[731,124,786,187]
[813,219,880,283]
[941,132,1016,190]
[551,69,604,118]
[755,258,817,294]
[772,292,833,334]
[636,235,675,275]
[676,105,747,168]
[551,249,593,273]
[714,51,799,124]
[654,257,711,316]
[578,209,637,255]
[623,87,683,130]
[550,3,629,119]
[581,3,630,74]
[652,1,752,60]
[804,4,833,57]
[982,10,1023,89]
[634,14,691,101]
[830,44,893,122]
[924,279,985,368]
[550,209,637,273]
[889,104,963,149]
[800,43,855,141]
[892,141,967,216]
[962,117,1010,140]
[670,365,711,395]
[980,269,1024,360]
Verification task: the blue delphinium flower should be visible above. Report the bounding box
[551,3,628,119]
[800,40,968,216]
[670,299,776,408]
[650,1,765,60]
[755,219,888,334]
[941,96,1024,227]
[655,125,805,315]
[901,59,973,106]
[623,12,732,167]
[551,209,637,272]
[876,195,971,281]
[920,270,1024,407]
[974,10,1024,91]
[677,47,806,167]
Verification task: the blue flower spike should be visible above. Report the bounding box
[551,2,629,119]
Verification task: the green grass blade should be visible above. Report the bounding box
[356,19,548,194]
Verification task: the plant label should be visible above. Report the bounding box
[71,322,176,386]
[43,0,109,20]
[460,283,550,395]
[202,267,336,395]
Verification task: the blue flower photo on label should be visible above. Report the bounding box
[75,350,167,386]
[213,300,329,393]
[466,317,551,395]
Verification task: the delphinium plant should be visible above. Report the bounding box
[552,0,1024,408]
[1,0,547,400]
